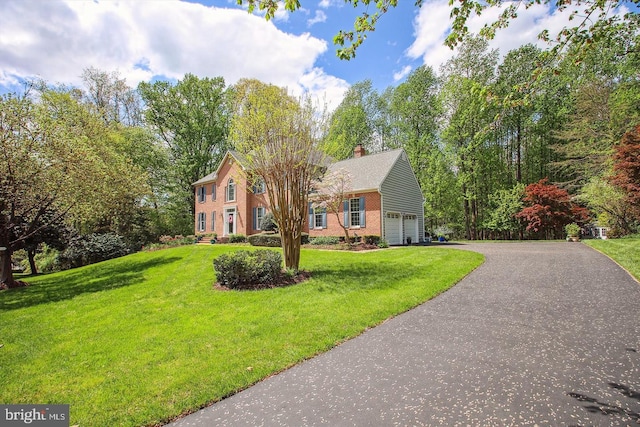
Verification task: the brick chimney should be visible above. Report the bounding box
[354,143,366,158]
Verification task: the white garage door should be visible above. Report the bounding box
[404,215,417,244]
[384,213,402,245]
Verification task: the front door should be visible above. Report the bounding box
[225,208,236,236]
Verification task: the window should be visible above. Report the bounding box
[343,197,366,228]
[211,184,216,201]
[197,212,206,232]
[253,207,266,230]
[350,198,360,227]
[315,208,326,229]
[252,179,265,194]
[211,211,216,231]
[197,186,206,203]
[226,179,235,202]
[308,203,327,229]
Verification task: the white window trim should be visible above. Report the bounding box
[197,212,206,232]
[226,179,236,202]
[349,198,361,228]
[255,206,266,230]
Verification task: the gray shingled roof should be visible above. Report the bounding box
[192,151,247,185]
[193,149,402,189]
[192,171,217,186]
[327,149,403,192]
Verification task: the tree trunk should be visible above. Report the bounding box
[335,213,352,248]
[280,229,301,272]
[28,248,38,275]
[0,220,18,288]
[0,247,18,289]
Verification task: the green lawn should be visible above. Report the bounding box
[584,237,640,281]
[0,245,483,427]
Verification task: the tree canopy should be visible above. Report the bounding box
[0,90,148,287]
[139,74,231,233]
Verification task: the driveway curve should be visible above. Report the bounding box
[168,242,640,426]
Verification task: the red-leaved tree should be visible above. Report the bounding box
[516,178,590,239]
[611,125,640,218]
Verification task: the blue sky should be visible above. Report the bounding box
[0,0,631,109]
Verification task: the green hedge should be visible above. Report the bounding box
[213,250,282,289]
[228,234,247,243]
[248,233,309,247]
[309,236,340,245]
[248,233,282,247]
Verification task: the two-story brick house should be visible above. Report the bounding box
[193,145,425,245]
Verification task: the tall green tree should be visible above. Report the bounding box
[441,37,500,239]
[138,74,231,234]
[385,65,454,231]
[494,44,543,185]
[81,67,143,126]
[579,176,635,235]
[321,80,379,160]
[63,70,171,248]
[483,184,525,239]
[552,24,640,190]
[0,91,147,288]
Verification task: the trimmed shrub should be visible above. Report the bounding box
[377,239,389,248]
[248,233,310,247]
[213,250,282,289]
[260,212,278,232]
[363,235,381,245]
[248,233,282,247]
[58,233,130,270]
[228,234,247,243]
[310,236,340,245]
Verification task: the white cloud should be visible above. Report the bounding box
[406,0,454,72]
[296,67,349,111]
[406,0,626,74]
[307,10,327,27]
[393,65,412,81]
[0,0,348,106]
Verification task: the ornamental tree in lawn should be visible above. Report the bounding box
[230,79,327,271]
[516,178,590,239]
[310,168,354,246]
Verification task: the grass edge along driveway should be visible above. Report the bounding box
[0,245,483,427]
[584,237,640,281]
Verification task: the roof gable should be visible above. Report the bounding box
[327,149,404,192]
[191,150,248,186]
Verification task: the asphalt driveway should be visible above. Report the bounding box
[168,242,640,426]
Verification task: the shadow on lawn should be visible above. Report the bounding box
[311,262,414,292]
[0,256,181,311]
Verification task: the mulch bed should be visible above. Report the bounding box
[0,280,29,291]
